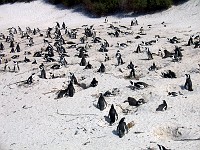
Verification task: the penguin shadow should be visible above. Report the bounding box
[37,75,47,79]
[104,116,110,123]
[93,103,98,108]
[54,90,67,99]
[180,85,185,90]
[124,75,139,80]
[139,58,152,61]
[112,130,119,136]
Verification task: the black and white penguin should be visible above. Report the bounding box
[157,144,170,150]
[124,97,144,107]
[85,61,93,69]
[66,81,75,97]
[97,63,105,73]
[108,104,118,125]
[117,117,128,138]
[80,56,86,66]
[90,78,98,87]
[184,74,193,91]
[156,100,167,111]
[40,68,47,79]
[26,73,35,84]
[97,93,107,111]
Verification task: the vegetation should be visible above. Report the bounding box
[0,0,189,16]
[52,0,189,16]
[0,0,33,4]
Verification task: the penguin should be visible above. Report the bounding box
[62,22,66,29]
[162,70,176,78]
[129,67,136,78]
[163,49,173,58]
[56,22,60,28]
[0,43,4,50]
[40,68,47,79]
[90,78,98,87]
[184,74,193,91]
[24,57,31,63]
[97,63,105,73]
[168,92,178,97]
[156,100,167,111]
[115,30,119,37]
[104,53,110,62]
[85,61,93,69]
[108,104,118,125]
[97,93,107,111]
[13,61,20,71]
[157,144,170,150]
[10,41,14,48]
[146,47,153,60]
[134,82,149,89]
[127,61,134,69]
[70,73,78,85]
[26,73,35,84]
[10,47,15,53]
[135,45,141,53]
[51,64,60,69]
[187,36,193,46]
[39,63,44,69]
[32,59,37,64]
[33,28,37,35]
[148,62,157,71]
[116,50,124,65]
[80,56,86,66]
[124,97,144,107]
[66,81,75,97]
[117,117,128,138]
[15,43,20,52]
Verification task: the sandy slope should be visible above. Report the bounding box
[0,0,200,150]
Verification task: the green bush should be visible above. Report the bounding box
[55,0,175,16]
[0,0,189,16]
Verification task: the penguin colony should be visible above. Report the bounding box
[0,18,199,149]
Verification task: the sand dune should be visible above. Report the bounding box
[0,0,200,150]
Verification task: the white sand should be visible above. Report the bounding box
[0,0,200,150]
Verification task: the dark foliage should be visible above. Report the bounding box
[0,0,33,4]
[0,0,189,16]
[48,0,189,16]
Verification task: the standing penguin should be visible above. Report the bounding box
[97,93,107,111]
[0,43,4,50]
[108,104,118,125]
[135,44,141,53]
[146,47,153,60]
[15,43,20,52]
[187,36,193,46]
[62,22,66,29]
[70,73,78,85]
[66,81,75,97]
[56,22,60,28]
[97,63,105,73]
[26,73,34,84]
[115,50,124,65]
[129,67,136,78]
[184,74,193,91]
[80,56,86,66]
[117,117,128,138]
[40,68,47,79]
[13,61,20,72]
[90,78,98,87]
[85,61,93,69]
